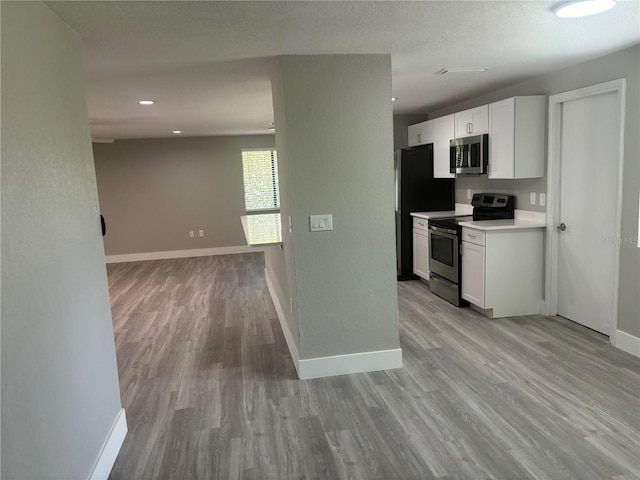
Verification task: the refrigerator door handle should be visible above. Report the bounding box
[394,151,401,213]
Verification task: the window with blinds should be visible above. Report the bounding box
[241,149,280,212]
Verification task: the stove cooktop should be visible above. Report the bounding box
[428,215,473,230]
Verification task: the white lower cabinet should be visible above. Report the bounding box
[412,217,430,279]
[461,240,485,308]
[461,226,544,318]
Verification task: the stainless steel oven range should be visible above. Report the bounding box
[428,193,515,306]
[428,215,472,306]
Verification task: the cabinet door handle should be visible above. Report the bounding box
[460,244,464,256]
[467,122,472,134]
[417,133,422,143]
[468,234,476,239]
[418,222,424,227]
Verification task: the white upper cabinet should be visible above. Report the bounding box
[488,96,545,179]
[433,114,455,178]
[454,105,489,138]
[408,120,434,147]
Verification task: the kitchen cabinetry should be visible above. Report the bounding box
[488,96,545,179]
[408,120,434,147]
[412,217,430,279]
[454,105,488,138]
[433,114,455,178]
[461,226,544,318]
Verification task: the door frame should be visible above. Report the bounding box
[545,78,626,342]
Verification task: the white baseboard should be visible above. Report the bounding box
[105,245,262,263]
[87,408,127,480]
[264,267,300,377]
[614,330,640,358]
[298,348,403,380]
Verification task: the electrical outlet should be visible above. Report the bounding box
[539,193,546,206]
[189,231,195,238]
[530,192,536,205]
[198,229,204,237]
[467,189,472,200]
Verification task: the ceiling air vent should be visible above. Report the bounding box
[435,67,490,75]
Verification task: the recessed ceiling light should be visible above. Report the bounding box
[172,130,182,134]
[555,0,616,18]
[392,97,398,102]
[138,100,154,105]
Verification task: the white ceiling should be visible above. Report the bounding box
[46,0,640,140]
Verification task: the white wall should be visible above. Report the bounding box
[270,55,400,364]
[1,3,123,478]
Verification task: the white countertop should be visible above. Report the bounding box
[240,213,282,246]
[458,218,547,231]
[411,203,473,219]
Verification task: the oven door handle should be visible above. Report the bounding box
[429,225,458,236]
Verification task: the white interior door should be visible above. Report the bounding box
[557,90,620,335]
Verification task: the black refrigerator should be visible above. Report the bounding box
[395,146,455,280]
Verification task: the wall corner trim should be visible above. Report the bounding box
[614,330,640,358]
[105,245,263,263]
[87,408,127,480]
[264,268,301,377]
[298,348,403,380]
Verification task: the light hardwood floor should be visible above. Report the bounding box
[107,253,640,480]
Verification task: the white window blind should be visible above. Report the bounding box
[241,149,280,212]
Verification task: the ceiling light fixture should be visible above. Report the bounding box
[435,67,490,75]
[555,0,616,17]
[172,130,182,134]
[138,100,154,105]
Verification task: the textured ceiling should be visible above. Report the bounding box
[46,0,640,139]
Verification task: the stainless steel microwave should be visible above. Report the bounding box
[450,134,488,175]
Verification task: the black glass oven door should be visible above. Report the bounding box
[429,228,459,283]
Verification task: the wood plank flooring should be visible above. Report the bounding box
[107,253,640,480]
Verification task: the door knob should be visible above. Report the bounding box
[557,223,566,232]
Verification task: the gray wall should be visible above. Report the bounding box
[428,45,639,337]
[1,2,123,478]
[266,61,300,354]
[271,55,400,360]
[93,135,275,255]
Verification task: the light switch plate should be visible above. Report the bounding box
[539,193,546,206]
[530,192,536,205]
[310,214,333,232]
